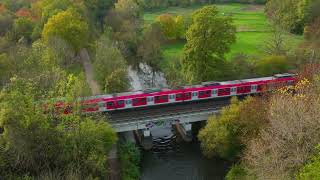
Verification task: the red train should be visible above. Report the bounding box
[53,73,297,114]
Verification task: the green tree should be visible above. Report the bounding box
[119,142,141,180]
[0,75,116,178]
[181,5,236,83]
[198,97,267,159]
[0,10,13,36]
[11,17,34,43]
[42,8,88,52]
[83,0,114,29]
[93,35,129,93]
[0,53,11,86]
[298,145,320,180]
[138,22,164,85]
[254,55,290,76]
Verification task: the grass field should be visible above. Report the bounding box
[144,3,303,61]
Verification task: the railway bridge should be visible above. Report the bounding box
[106,98,232,147]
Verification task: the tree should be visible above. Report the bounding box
[0,10,13,36]
[105,68,130,93]
[265,0,316,34]
[181,5,236,83]
[0,75,116,179]
[11,17,34,43]
[42,8,88,52]
[138,22,164,86]
[82,0,115,29]
[156,14,177,40]
[107,0,142,65]
[264,25,288,55]
[174,15,189,39]
[243,78,320,179]
[93,35,129,93]
[254,55,290,76]
[0,53,11,86]
[198,97,268,160]
[298,145,320,180]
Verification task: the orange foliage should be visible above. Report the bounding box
[0,4,7,13]
[15,8,38,21]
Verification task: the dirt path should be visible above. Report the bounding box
[80,49,101,95]
[80,49,120,180]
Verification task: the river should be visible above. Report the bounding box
[140,127,231,180]
[128,66,230,180]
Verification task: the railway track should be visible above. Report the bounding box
[107,98,232,123]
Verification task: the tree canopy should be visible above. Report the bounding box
[181,5,236,83]
[42,8,88,51]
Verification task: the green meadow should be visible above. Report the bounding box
[143,3,303,61]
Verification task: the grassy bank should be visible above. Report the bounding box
[144,3,303,61]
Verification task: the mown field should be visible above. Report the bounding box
[144,3,303,61]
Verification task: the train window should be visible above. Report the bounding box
[245,86,251,91]
[155,96,160,101]
[169,95,175,99]
[206,90,211,94]
[192,92,198,96]
[162,95,167,100]
[185,92,191,97]
[237,87,243,91]
[176,94,182,98]
[147,97,153,102]
[140,98,146,103]
[126,100,131,105]
[133,99,139,104]
[225,88,230,93]
[218,89,224,94]
[199,91,204,96]
[107,102,114,107]
[231,88,236,92]
[117,100,124,105]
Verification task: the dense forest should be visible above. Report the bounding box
[0,0,319,179]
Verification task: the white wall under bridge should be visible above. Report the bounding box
[110,108,221,133]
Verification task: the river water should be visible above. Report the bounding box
[140,127,231,180]
[128,66,230,180]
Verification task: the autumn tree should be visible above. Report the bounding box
[181,5,236,83]
[42,8,88,52]
[156,14,177,40]
[242,78,320,179]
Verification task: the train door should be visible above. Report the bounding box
[125,99,132,108]
[251,85,257,93]
[230,87,237,96]
[192,91,198,100]
[147,96,154,105]
[212,89,218,97]
[169,94,175,103]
